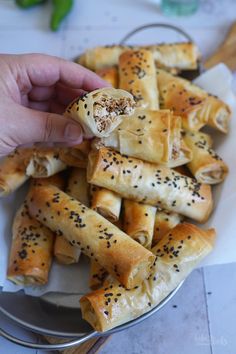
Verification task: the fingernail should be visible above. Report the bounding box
[64,123,82,141]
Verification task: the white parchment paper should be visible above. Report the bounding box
[0,64,235,296]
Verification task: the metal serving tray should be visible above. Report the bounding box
[0,282,183,350]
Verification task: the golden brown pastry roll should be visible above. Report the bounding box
[96,67,119,88]
[64,88,135,138]
[7,202,54,285]
[184,131,228,184]
[204,96,231,133]
[54,236,80,265]
[152,210,183,247]
[87,148,213,223]
[80,222,215,332]
[59,148,86,168]
[26,148,66,178]
[99,109,192,167]
[31,174,77,265]
[78,46,126,70]
[157,69,231,133]
[59,140,91,169]
[90,185,122,223]
[77,43,200,71]
[31,173,65,189]
[54,168,88,264]
[89,260,108,290]
[28,185,155,289]
[119,50,159,109]
[123,200,156,249]
[66,168,89,206]
[0,148,32,197]
[145,42,200,70]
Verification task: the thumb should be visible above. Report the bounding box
[3,104,83,151]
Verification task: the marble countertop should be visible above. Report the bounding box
[0,0,236,353]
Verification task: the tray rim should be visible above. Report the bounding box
[0,281,184,338]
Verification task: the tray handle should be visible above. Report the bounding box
[119,23,194,45]
[0,327,97,350]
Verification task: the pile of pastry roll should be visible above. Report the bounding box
[2,42,230,332]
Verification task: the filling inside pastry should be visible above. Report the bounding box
[215,108,229,132]
[26,157,49,177]
[133,233,148,247]
[171,143,179,160]
[200,167,225,183]
[93,95,135,133]
[81,299,101,331]
[9,274,44,285]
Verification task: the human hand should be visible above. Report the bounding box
[0,53,109,157]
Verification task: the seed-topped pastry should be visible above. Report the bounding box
[157,69,231,133]
[119,49,159,109]
[0,148,32,197]
[98,109,192,167]
[183,131,228,184]
[65,88,135,138]
[89,260,108,290]
[90,185,122,223]
[26,148,67,178]
[7,202,54,285]
[96,67,119,88]
[59,140,91,169]
[123,200,156,249]
[66,168,89,206]
[80,223,215,332]
[27,185,155,289]
[77,43,200,71]
[152,210,183,246]
[87,148,213,223]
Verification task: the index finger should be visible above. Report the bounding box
[14,53,111,91]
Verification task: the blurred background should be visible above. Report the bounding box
[0,0,235,62]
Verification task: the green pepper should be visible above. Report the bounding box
[50,0,74,31]
[15,0,47,8]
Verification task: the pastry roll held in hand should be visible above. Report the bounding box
[96,67,119,88]
[157,69,231,133]
[90,185,122,223]
[77,43,200,71]
[64,88,135,138]
[119,50,159,109]
[0,148,32,197]
[152,210,183,247]
[123,200,156,249]
[99,109,192,167]
[80,223,215,332]
[184,131,228,184]
[26,148,66,178]
[87,148,213,223]
[89,260,108,290]
[7,202,54,285]
[28,185,155,289]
